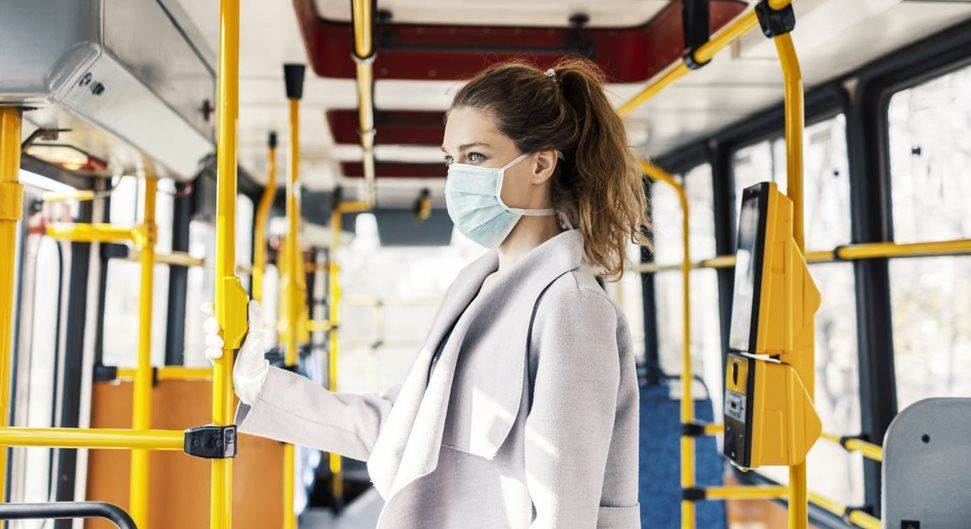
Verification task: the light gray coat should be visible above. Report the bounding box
[236,229,641,528]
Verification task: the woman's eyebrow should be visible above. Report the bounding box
[441,142,490,153]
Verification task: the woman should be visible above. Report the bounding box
[205,57,650,529]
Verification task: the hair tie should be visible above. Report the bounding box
[545,68,556,80]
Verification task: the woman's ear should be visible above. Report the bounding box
[530,150,558,184]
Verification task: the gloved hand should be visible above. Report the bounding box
[202,299,269,405]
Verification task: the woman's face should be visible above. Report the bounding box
[442,105,557,210]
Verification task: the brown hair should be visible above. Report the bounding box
[450,57,651,279]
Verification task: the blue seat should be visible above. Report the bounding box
[639,381,727,529]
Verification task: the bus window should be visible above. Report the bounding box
[731,115,863,504]
[185,219,215,366]
[888,62,971,409]
[602,237,646,365]
[261,263,280,350]
[7,173,79,521]
[101,178,172,367]
[237,193,254,291]
[650,163,722,415]
[334,213,483,395]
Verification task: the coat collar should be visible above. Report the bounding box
[367,229,585,502]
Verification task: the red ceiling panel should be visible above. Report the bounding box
[327,110,446,145]
[341,161,445,179]
[294,0,748,83]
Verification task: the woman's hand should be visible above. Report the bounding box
[202,300,269,405]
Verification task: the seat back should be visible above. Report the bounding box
[883,397,971,528]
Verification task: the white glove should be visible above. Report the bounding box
[202,299,269,405]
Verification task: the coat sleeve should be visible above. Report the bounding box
[235,366,402,462]
[525,288,621,529]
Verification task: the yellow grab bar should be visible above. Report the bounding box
[115,366,213,382]
[0,427,184,450]
[253,132,277,303]
[0,107,24,504]
[819,432,883,462]
[42,190,96,203]
[808,492,881,529]
[46,223,135,243]
[618,9,760,117]
[281,63,306,529]
[637,238,971,273]
[703,485,789,501]
[130,173,158,529]
[212,1,248,528]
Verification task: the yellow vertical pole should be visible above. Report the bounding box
[212,0,248,528]
[640,161,694,529]
[130,173,158,529]
[0,108,24,505]
[775,32,809,529]
[253,132,277,303]
[282,63,306,529]
[328,209,343,503]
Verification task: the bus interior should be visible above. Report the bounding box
[1,0,970,528]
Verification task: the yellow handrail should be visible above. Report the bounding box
[0,427,184,450]
[640,160,696,529]
[42,190,97,203]
[704,485,788,501]
[212,1,248,527]
[282,66,306,529]
[636,238,971,273]
[45,223,135,243]
[819,432,883,462]
[771,28,811,529]
[115,366,213,382]
[253,133,277,303]
[808,492,881,529]
[0,107,24,504]
[618,9,760,117]
[130,172,158,529]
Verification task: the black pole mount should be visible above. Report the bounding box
[283,64,306,100]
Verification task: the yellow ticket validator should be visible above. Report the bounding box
[723,182,821,469]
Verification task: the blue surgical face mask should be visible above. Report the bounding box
[445,152,556,248]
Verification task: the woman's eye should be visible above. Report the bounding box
[443,155,454,166]
[467,152,485,164]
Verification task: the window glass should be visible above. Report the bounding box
[103,179,169,366]
[650,164,716,263]
[185,220,216,366]
[887,64,971,410]
[731,115,861,503]
[650,164,722,414]
[888,63,971,243]
[334,215,486,395]
[733,116,851,251]
[14,225,62,514]
[733,140,786,217]
[890,256,971,409]
[604,239,645,364]
[261,263,281,350]
[237,194,255,289]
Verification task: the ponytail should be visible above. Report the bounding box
[451,58,651,279]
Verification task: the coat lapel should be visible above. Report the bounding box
[367,229,585,503]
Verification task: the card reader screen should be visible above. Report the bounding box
[729,184,766,353]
